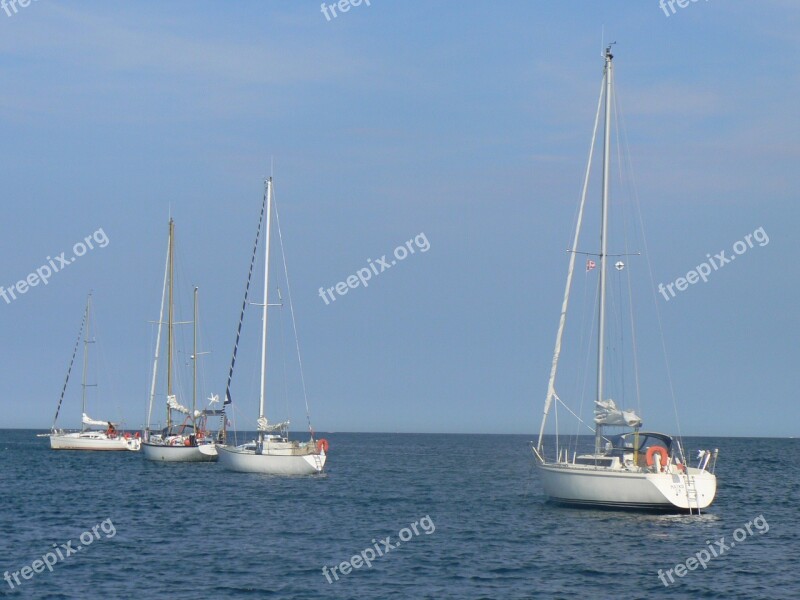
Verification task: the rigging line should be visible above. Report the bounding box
[538,71,607,454]
[571,272,601,457]
[613,85,644,418]
[554,371,558,457]
[52,308,87,430]
[613,251,626,405]
[89,303,114,423]
[276,288,292,425]
[568,270,592,450]
[221,184,268,439]
[272,187,314,437]
[557,395,596,434]
[173,253,191,409]
[616,81,684,445]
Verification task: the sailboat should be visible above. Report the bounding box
[532,46,718,512]
[48,294,141,451]
[142,219,221,462]
[216,177,328,475]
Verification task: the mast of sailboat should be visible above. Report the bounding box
[535,59,606,454]
[146,229,170,438]
[80,294,92,433]
[219,180,268,443]
[595,45,614,453]
[258,177,273,448]
[192,286,198,435]
[166,218,175,431]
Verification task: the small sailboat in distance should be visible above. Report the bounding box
[216,177,328,475]
[48,294,141,451]
[531,46,718,512]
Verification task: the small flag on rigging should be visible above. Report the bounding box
[586,259,596,272]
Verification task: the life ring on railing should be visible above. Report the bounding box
[646,446,670,471]
[134,432,141,439]
[124,432,131,439]
[316,439,329,454]
[184,438,192,447]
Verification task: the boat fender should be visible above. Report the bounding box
[316,438,330,454]
[645,446,669,471]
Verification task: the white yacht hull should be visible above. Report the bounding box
[536,462,716,511]
[217,444,326,475]
[141,441,218,462]
[49,432,140,452]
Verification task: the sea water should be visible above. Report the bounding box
[1,431,797,599]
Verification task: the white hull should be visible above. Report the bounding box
[536,462,716,511]
[49,432,140,452]
[217,444,326,475]
[141,441,218,462]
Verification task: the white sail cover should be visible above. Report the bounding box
[257,417,290,432]
[82,413,117,427]
[167,394,190,415]
[594,399,642,427]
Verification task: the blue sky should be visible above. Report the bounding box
[1,1,797,436]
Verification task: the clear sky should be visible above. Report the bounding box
[1,1,797,436]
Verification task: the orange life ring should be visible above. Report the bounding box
[316,438,329,453]
[646,446,670,471]
[184,438,192,447]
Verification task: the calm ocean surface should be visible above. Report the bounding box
[1,431,797,599]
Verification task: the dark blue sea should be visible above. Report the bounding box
[1,431,797,599]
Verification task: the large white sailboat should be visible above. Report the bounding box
[532,46,718,512]
[217,177,328,475]
[48,295,141,451]
[142,219,221,462]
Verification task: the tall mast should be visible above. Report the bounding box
[146,230,170,436]
[595,45,614,452]
[80,294,92,432]
[192,286,198,433]
[166,218,175,430]
[258,178,273,445]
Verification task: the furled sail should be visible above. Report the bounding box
[257,417,290,432]
[594,399,642,427]
[82,413,116,427]
[167,394,190,415]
